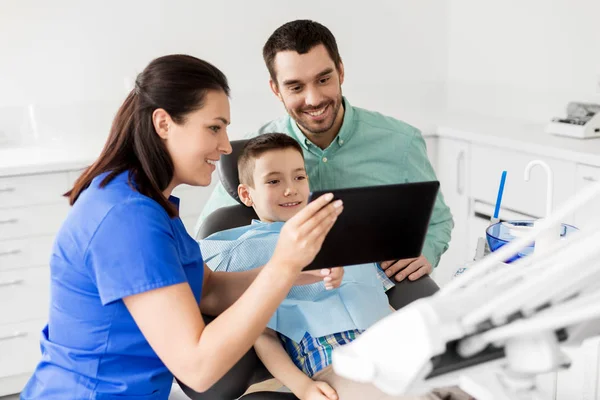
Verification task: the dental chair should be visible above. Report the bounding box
[179,139,441,400]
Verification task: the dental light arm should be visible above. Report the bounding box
[332,181,600,400]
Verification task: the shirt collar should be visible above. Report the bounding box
[289,96,356,151]
[169,195,180,210]
[251,219,285,229]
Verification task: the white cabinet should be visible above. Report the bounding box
[0,173,70,208]
[0,319,47,381]
[432,139,600,400]
[432,137,470,286]
[0,171,71,396]
[469,144,577,222]
[0,169,212,396]
[462,145,579,274]
[424,135,438,171]
[573,163,600,232]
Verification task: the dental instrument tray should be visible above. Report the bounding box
[305,181,439,271]
[545,101,600,139]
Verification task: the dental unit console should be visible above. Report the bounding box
[546,101,600,139]
[331,180,600,400]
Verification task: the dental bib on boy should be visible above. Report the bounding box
[332,160,600,400]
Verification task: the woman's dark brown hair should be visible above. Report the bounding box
[65,54,229,217]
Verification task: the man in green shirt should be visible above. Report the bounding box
[196,19,453,283]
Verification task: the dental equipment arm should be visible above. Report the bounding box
[332,181,600,400]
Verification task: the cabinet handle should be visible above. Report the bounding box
[0,279,24,288]
[456,150,466,195]
[474,211,492,221]
[0,218,18,225]
[0,187,16,193]
[0,249,22,257]
[583,176,597,182]
[0,331,27,341]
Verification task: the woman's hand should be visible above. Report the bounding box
[270,193,343,275]
[296,267,345,289]
[300,380,338,400]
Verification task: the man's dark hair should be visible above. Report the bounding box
[238,133,304,187]
[263,20,342,84]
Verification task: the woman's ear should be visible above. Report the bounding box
[152,108,171,139]
[238,184,253,207]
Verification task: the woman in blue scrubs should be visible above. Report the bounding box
[20,54,343,399]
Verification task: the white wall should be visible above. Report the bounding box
[446,0,600,123]
[0,0,448,148]
[2,1,599,146]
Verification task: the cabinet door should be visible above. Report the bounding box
[432,138,470,287]
[470,144,577,222]
[0,319,46,380]
[573,164,600,232]
[0,172,69,208]
[424,136,438,172]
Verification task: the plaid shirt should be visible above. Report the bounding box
[279,266,394,377]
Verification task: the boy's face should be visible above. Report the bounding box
[238,148,309,222]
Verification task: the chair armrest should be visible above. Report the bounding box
[386,275,439,310]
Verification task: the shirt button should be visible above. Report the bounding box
[322,157,328,163]
[339,139,344,145]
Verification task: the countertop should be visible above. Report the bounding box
[418,111,600,167]
[0,143,101,177]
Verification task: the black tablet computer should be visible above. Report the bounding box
[304,181,440,271]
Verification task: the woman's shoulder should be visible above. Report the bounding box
[80,171,167,215]
[66,172,171,241]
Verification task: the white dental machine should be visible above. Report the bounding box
[332,161,600,400]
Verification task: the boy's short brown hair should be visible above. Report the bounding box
[238,133,304,187]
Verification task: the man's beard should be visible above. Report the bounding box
[286,92,343,135]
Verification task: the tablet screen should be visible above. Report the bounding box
[304,181,439,270]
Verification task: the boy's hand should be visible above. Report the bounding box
[300,381,338,400]
[295,267,344,289]
[322,267,343,290]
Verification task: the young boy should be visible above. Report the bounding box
[200,134,447,400]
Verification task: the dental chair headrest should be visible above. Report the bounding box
[218,139,250,204]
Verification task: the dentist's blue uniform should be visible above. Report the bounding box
[21,171,204,399]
